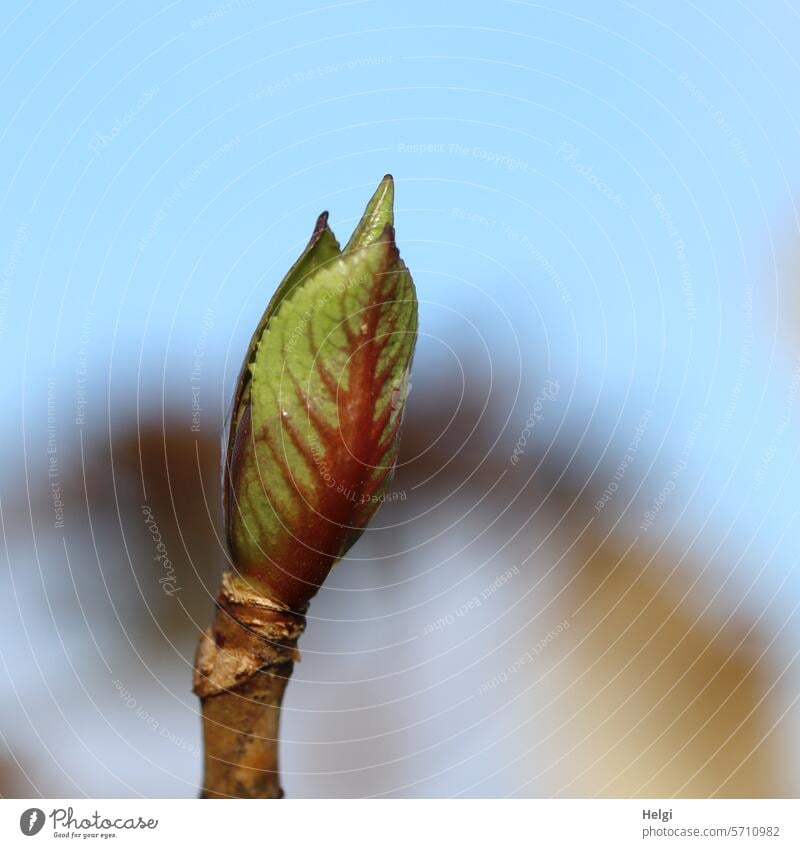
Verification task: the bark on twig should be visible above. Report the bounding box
[193,572,306,798]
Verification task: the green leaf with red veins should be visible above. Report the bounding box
[224,176,418,609]
[225,210,341,442]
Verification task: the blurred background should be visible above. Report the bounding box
[1,0,800,797]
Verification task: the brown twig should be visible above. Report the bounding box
[193,572,306,798]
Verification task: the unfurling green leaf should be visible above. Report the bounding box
[224,176,418,609]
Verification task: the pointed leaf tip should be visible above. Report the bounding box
[344,175,395,253]
[312,210,330,236]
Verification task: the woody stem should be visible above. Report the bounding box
[193,571,306,799]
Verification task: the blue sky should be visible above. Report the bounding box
[2,0,800,795]
[5,1,796,592]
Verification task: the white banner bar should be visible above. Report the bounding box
[1,799,798,847]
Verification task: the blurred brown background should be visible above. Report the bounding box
[0,370,792,797]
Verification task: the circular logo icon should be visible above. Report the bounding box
[19,808,45,836]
